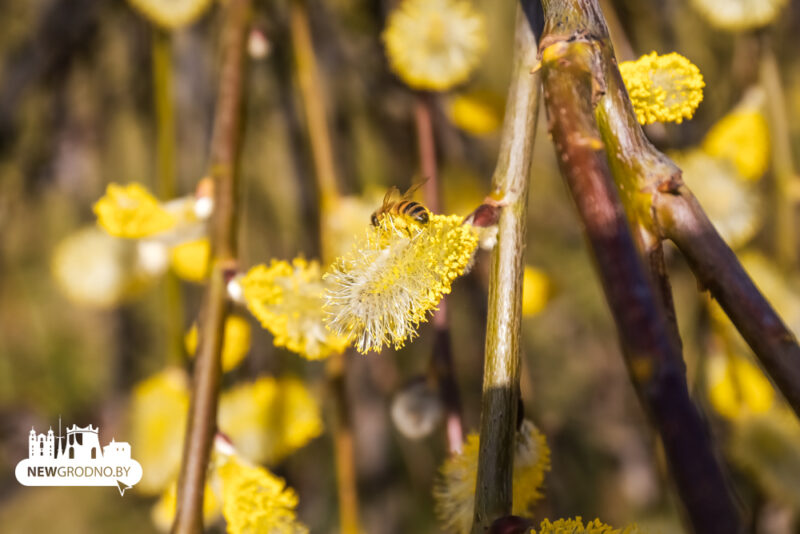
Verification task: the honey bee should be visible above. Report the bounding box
[370,182,430,228]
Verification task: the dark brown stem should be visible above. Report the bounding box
[539,1,742,532]
[655,189,800,418]
[172,1,250,532]
[414,92,465,454]
[567,0,800,422]
[471,3,541,531]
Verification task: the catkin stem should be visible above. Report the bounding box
[288,3,361,532]
[172,1,250,532]
[471,3,541,531]
[414,92,465,454]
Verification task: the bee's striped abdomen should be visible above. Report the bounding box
[399,201,430,224]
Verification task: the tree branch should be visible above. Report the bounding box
[471,2,541,531]
[172,1,250,532]
[655,189,800,418]
[538,1,742,532]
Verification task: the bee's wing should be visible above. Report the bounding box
[382,186,401,209]
[402,177,429,200]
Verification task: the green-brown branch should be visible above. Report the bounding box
[471,3,541,531]
[172,1,250,532]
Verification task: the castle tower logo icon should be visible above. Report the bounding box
[15,419,142,495]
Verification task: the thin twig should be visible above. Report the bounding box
[414,92,465,454]
[471,3,541,531]
[760,43,798,270]
[539,1,742,532]
[172,1,250,532]
[152,28,184,366]
[288,3,361,532]
[289,0,339,207]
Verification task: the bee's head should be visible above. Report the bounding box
[370,212,380,226]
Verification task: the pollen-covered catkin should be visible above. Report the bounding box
[323,214,478,353]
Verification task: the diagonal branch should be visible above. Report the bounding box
[539,1,742,532]
[655,189,800,417]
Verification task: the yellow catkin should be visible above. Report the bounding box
[217,455,308,534]
[126,0,213,29]
[729,409,800,510]
[447,90,504,135]
[689,0,787,31]
[707,353,775,420]
[324,213,479,354]
[433,420,551,534]
[51,227,156,308]
[536,517,643,533]
[129,368,190,495]
[94,182,176,239]
[218,376,323,465]
[185,315,251,373]
[170,238,211,282]
[242,259,351,360]
[619,52,704,125]
[522,266,551,317]
[671,150,761,249]
[151,480,220,532]
[703,110,770,181]
[382,0,487,91]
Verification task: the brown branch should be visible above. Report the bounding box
[414,92,465,454]
[655,189,800,417]
[539,1,742,532]
[172,1,250,532]
[471,3,541,531]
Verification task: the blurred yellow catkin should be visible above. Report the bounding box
[689,0,787,31]
[218,376,323,465]
[94,183,176,239]
[170,238,211,282]
[382,0,487,91]
[185,314,251,373]
[126,0,214,29]
[703,108,770,181]
[217,454,308,534]
[434,420,550,534]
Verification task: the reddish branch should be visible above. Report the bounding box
[413,93,465,454]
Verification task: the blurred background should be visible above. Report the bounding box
[1,0,799,532]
